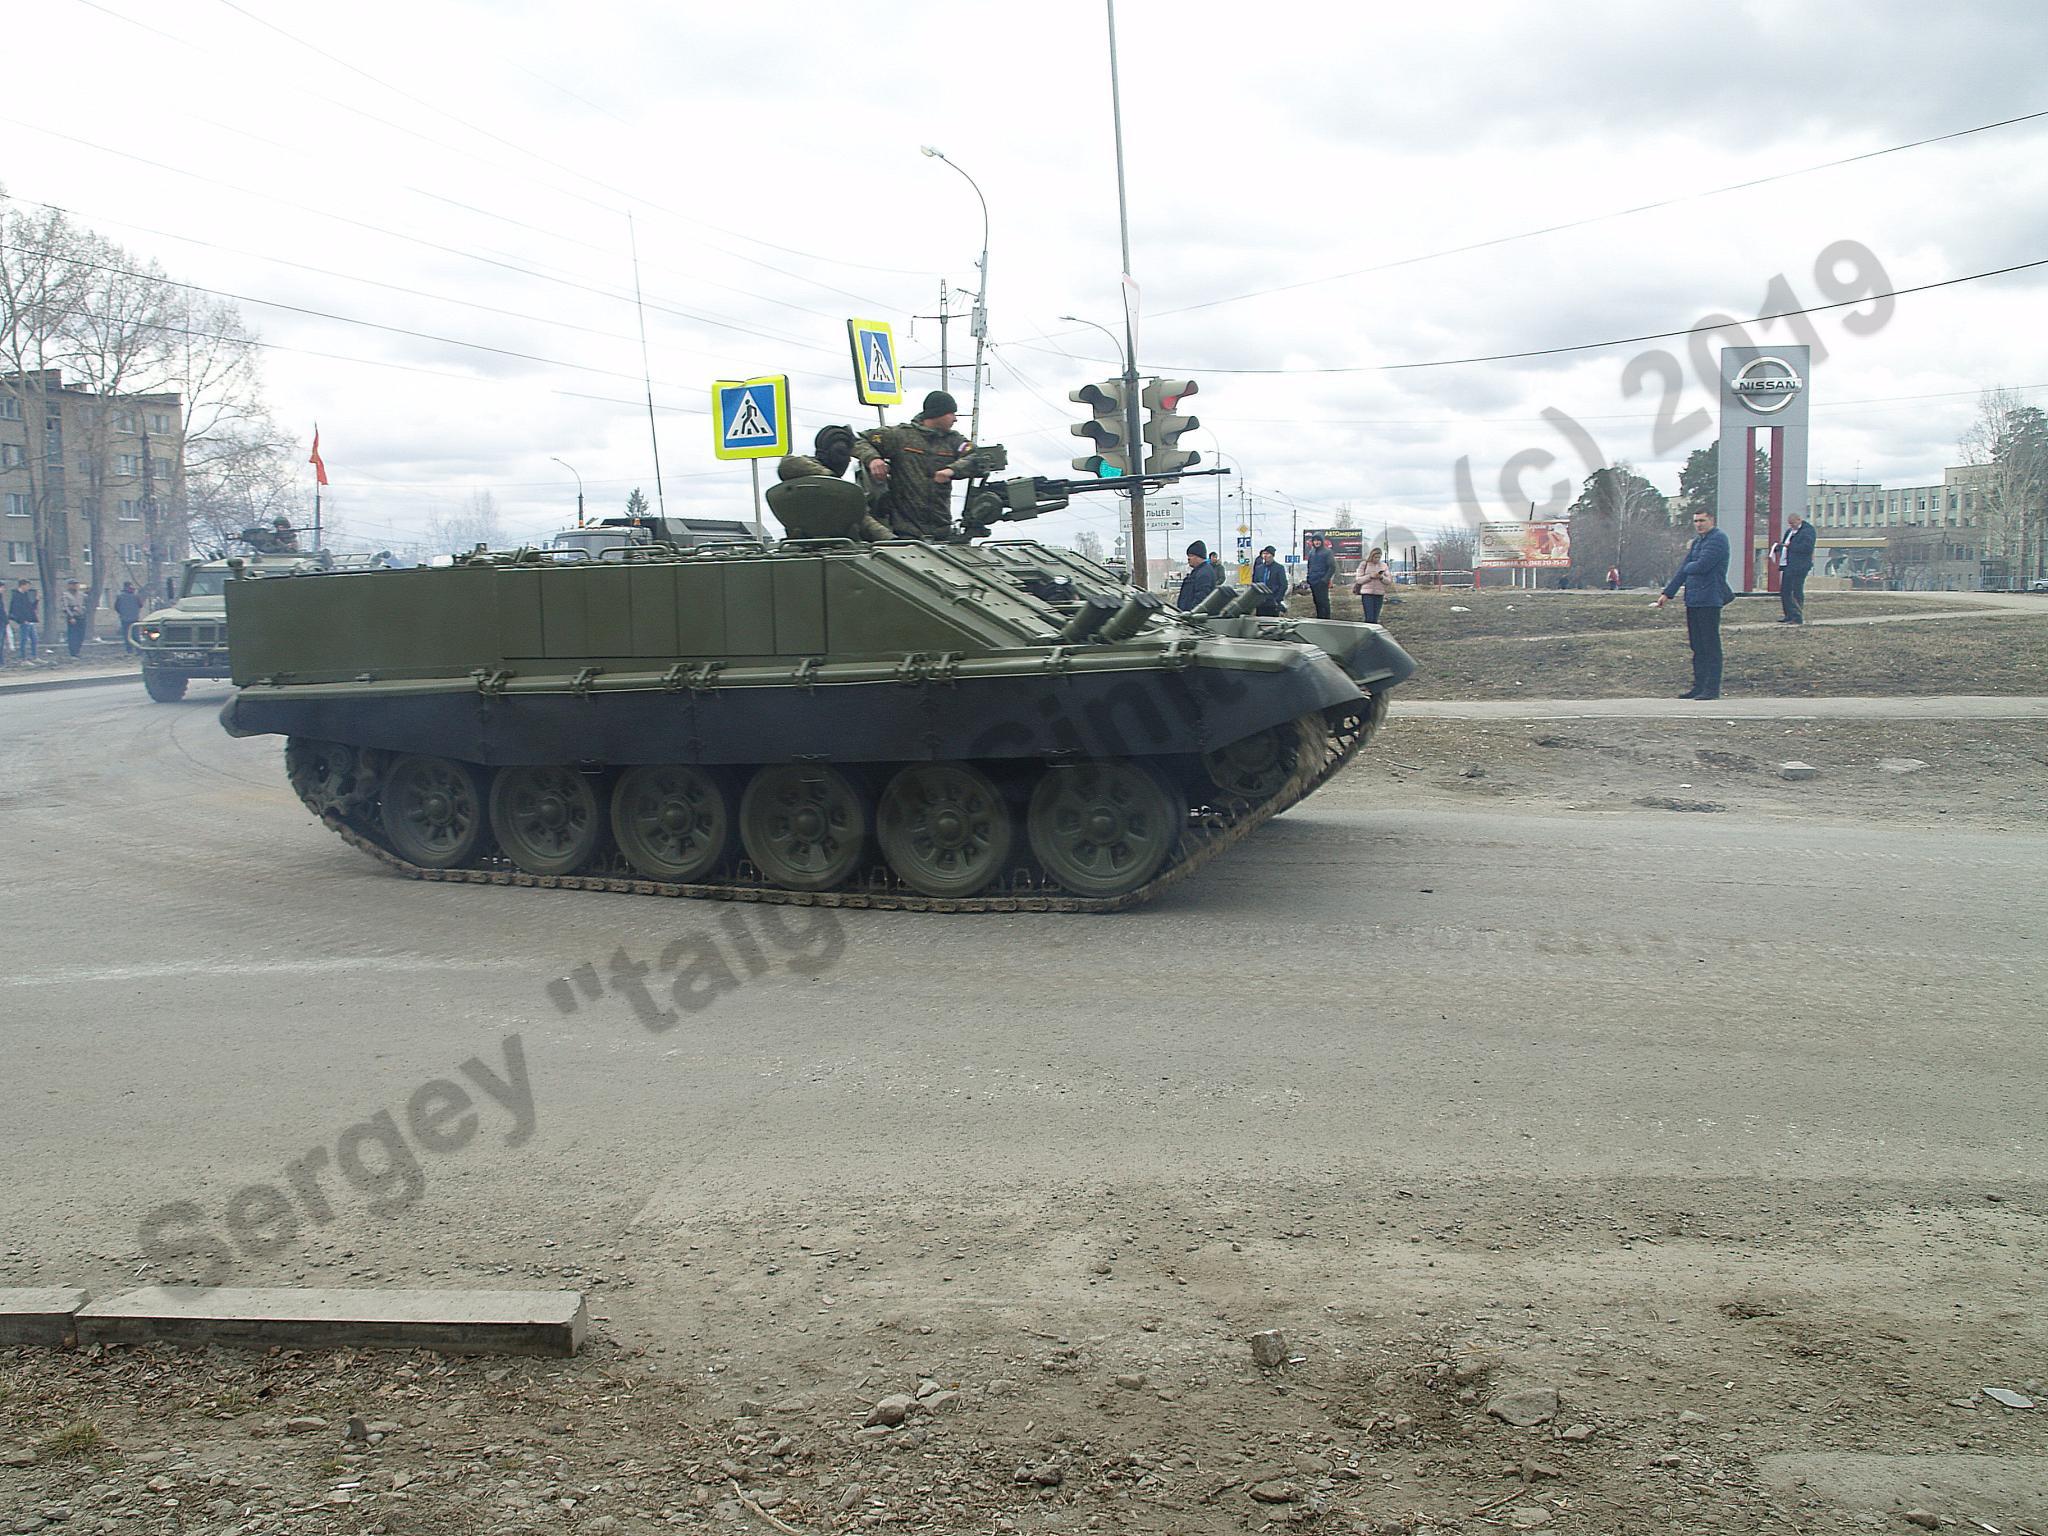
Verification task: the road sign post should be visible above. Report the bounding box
[713,376,792,539]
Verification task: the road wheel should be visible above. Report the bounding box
[1202,719,1301,802]
[379,754,487,869]
[141,666,187,703]
[1027,760,1185,898]
[489,764,606,876]
[285,738,359,816]
[739,764,870,892]
[877,762,1014,898]
[611,764,733,882]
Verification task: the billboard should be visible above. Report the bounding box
[1476,520,1571,567]
[1303,528,1363,559]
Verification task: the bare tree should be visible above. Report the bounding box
[1073,528,1104,562]
[1423,526,1476,582]
[63,228,174,626]
[0,194,91,610]
[1961,388,2048,587]
[1566,462,1674,587]
[426,489,506,554]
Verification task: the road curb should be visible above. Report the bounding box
[5,1285,589,1355]
[0,670,140,697]
[71,1285,589,1356]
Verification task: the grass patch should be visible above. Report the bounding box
[37,1419,102,1458]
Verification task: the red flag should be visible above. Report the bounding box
[309,428,329,486]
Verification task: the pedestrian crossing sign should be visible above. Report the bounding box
[847,318,902,407]
[711,376,790,460]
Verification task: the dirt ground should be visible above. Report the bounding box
[1301,591,2048,700]
[6,1177,2045,1536]
[1348,715,2048,831]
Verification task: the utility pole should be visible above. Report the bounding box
[912,280,976,397]
[1105,0,1146,584]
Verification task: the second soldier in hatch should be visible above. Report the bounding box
[855,390,977,539]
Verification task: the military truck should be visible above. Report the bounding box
[545,515,755,560]
[134,540,389,702]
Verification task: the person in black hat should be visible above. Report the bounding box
[853,390,977,538]
[1250,544,1288,616]
[1175,538,1224,611]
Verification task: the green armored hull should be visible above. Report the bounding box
[220,538,1414,909]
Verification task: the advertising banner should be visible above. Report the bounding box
[1303,528,1363,559]
[1476,520,1571,567]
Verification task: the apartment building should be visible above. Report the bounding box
[0,369,188,619]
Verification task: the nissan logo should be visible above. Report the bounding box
[1731,356,1804,413]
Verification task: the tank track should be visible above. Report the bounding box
[300,694,1385,914]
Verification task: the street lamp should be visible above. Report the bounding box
[921,146,989,445]
[549,456,584,526]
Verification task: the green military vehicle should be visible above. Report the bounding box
[218,464,1415,910]
[134,531,389,702]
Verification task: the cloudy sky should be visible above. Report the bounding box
[8,0,2047,560]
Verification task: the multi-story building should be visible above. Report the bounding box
[1808,465,1995,590]
[0,369,187,629]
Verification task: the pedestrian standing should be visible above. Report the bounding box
[1250,545,1288,616]
[1305,536,1334,619]
[1654,508,1733,700]
[61,580,87,657]
[8,579,39,661]
[1352,546,1394,623]
[1775,511,1816,624]
[114,582,143,654]
[1605,564,1621,590]
[1175,539,1223,611]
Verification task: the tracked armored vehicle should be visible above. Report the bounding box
[220,489,1414,910]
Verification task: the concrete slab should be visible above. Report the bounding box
[0,1287,90,1345]
[73,1287,587,1357]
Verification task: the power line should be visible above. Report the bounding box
[1019,255,2048,377]
[16,199,856,390]
[1,116,848,359]
[1152,105,2048,319]
[207,0,938,290]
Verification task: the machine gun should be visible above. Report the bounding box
[953,449,1230,539]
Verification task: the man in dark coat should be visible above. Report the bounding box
[113,582,143,653]
[1776,512,1816,624]
[1250,545,1288,616]
[1305,536,1334,619]
[7,579,39,661]
[1175,539,1223,611]
[1655,507,1734,700]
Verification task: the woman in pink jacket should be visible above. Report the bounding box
[1352,547,1394,623]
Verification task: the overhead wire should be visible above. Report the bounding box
[1151,105,2048,319]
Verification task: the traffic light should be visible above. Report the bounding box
[1142,378,1201,475]
[1070,379,1132,477]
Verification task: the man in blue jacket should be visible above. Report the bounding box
[1175,539,1224,611]
[1655,507,1734,700]
[1775,511,1816,624]
[1305,536,1334,619]
[1250,545,1288,616]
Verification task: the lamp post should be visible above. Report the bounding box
[921,146,989,446]
[549,457,584,526]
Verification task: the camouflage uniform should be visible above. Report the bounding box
[853,421,974,539]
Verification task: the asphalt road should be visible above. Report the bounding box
[3,680,2044,1295]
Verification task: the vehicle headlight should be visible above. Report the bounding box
[139,625,162,641]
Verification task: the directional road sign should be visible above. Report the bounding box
[712,376,790,460]
[847,318,902,407]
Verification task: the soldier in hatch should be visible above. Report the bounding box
[768,426,894,543]
[853,390,977,538]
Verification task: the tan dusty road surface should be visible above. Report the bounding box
[2,685,2044,1535]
